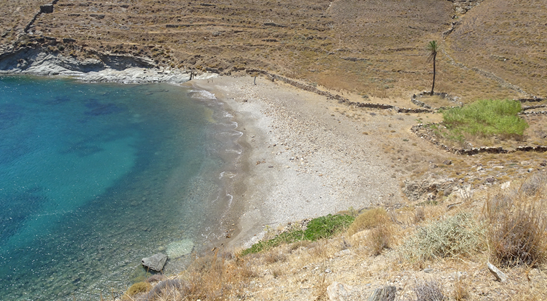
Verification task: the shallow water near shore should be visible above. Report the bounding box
[0,76,239,300]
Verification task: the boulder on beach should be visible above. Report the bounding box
[166,239,194,258]
[141,253,168,271]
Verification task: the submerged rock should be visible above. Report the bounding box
[166,239,194,258]
[141,253,168,272]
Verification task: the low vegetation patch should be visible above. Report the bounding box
[486,174,547,267]
[429,99,529,146]
[401,212,485,263]
[241,214,355,256]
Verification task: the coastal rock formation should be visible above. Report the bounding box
[141,253,168,272]
[0,48,209,84]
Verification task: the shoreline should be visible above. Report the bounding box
[1,50,403,255]
[190,76,402,251]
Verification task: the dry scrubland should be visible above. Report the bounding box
[2,0,547,300]
[2,0,546,101]
[124,174,547,300]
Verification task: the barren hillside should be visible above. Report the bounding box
[2,0,545,101]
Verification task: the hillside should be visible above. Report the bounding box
[2,0,545,101]
[2,0,547,300]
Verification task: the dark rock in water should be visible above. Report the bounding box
[141,253,167,272]
[40,4,54,13]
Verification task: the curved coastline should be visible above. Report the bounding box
[1,50,402,296]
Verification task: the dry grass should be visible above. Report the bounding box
[367,223,394,256]
[347,207,389,236]
[453,278,469,301]
[485,173,547,267]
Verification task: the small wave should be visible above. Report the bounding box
[225,149,242,155]
[189,90,217,100]
[219,171,237,179]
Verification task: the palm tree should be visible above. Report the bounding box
[427,40,438,96]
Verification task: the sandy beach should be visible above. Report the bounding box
[189,76,403,251]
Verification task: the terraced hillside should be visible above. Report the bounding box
[1,0,546,101]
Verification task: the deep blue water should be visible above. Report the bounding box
[0,76,239,300]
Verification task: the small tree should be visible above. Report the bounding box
[427,40,439,96]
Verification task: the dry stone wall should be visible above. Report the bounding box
[246,69,432,113]
[412,124,547,155]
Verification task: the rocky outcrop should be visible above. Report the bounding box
[403,177,456,202]
[0,47,210,84]
[141,253,168,272]
[448,0,485,14]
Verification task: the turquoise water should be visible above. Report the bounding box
[0,76,239,300]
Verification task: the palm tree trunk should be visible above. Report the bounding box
[431,53,436,95]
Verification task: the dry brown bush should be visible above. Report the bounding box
[347,207,389,236]
[367,223,394,256]
[486,174,547,267]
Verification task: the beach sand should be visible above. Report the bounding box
[188,76,403,251]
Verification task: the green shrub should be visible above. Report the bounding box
[304,214,355,240]
[441,99,528,138]
[401,213,485,262]
[241,214,354,256]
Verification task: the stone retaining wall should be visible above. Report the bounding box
[411,92,463,111]
[246,69,431,113]
[412,124,547,155]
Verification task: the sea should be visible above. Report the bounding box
[0,75,241,300]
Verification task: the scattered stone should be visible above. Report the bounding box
[368,286,396,301]
[477,166,484,171]
[487,262,507,282]
[528,168,534,173]
[40,4,54,13]
[501,181,511,189]
[443,160,452,165]
[141,253,168,272]
[327,282,368,301]
[334,249,351,257]
[166,239,194,258]
[485,177,495,184]
[423,268,433,273]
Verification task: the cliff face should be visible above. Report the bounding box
[1,0,545,100]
